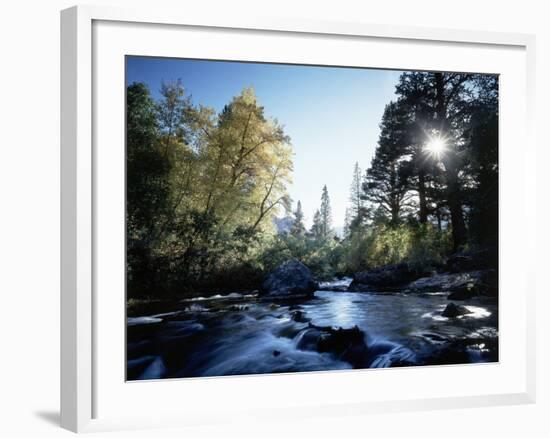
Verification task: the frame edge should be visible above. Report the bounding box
[60,6,78,432]
[61,3,537,431]
[61,5,93,433]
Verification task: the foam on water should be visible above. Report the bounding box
[127,316,163,326]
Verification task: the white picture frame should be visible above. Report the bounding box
[60,4,537,433]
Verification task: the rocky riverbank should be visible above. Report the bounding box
[348,248,498,303]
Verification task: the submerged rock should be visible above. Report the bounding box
[295,327,326,351]
[260,259,318,299]
[442,302,473,318]
[423,336,499,365]
[294,324,369,368]
[317,326,369,368]
[291,310,310,323]
[368,343,417,368]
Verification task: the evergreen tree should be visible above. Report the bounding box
[343,207,352,239]
[310,209,323,238]
[291,200,306,236]
[350,162,364,217]
[347,162,369,232]
[395,71,475,250]
[362,101,413,225]
[319,185,332,238]
[463,75,499,245]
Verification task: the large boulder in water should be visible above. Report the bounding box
[348,263,426,291]
[295,324,369,368]
[260,259,318,299]
[406,269,497,299]
[317,325,369,368]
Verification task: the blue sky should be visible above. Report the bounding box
[127,56,402,229]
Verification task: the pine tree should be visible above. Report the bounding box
[310,209,322,238]
[350,162,363,218]
[291,200,306,236]
[319,185,332,238]
[362,101,413,225]
[395,71,473,249]
[465,75,498,245]
[347,162,369,232]
[343,207,352,239]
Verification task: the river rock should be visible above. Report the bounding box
[348,263,427,291]
[260,259,318,299]
[295,324,369,368]
[408,272,473,292]
[317,326,369,368]
[442,302,472,318]
[407,269,497,299]
[291,310,310,323]
[295,327,326,351]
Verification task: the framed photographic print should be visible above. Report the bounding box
[61,5,536,432]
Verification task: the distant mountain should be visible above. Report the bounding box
[273,216,294,234]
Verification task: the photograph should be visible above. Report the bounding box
[125,56,499,380]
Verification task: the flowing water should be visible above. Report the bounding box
[127,279,498,380]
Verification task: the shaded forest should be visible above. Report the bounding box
[126,71,498,300]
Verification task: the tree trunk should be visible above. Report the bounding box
[417,169,428,224]
[391,202,400,225]
[447,179,467,251]
[443,158,467,250]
